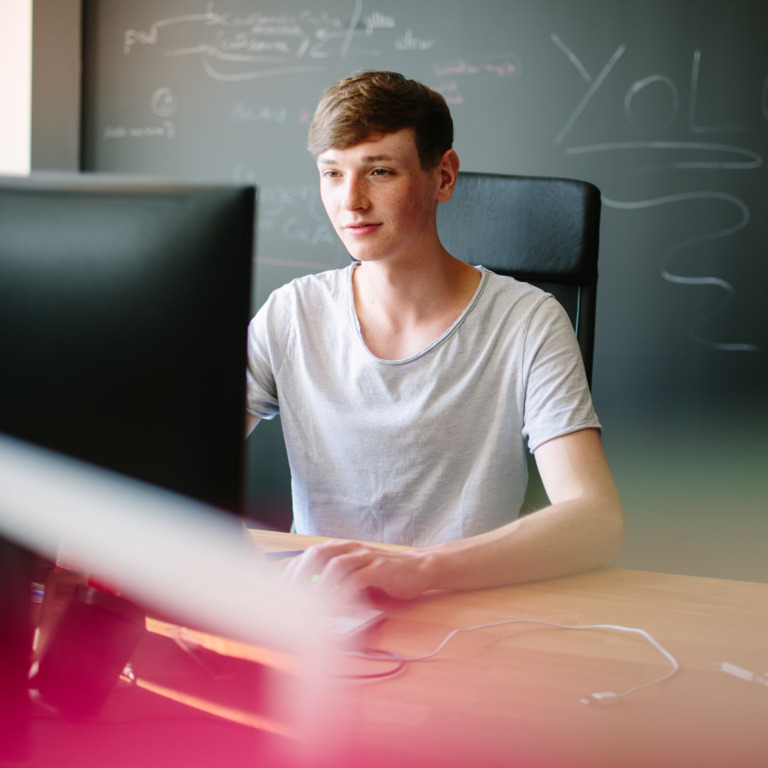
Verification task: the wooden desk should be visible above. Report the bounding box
[24,531,768,768]
[252,530,768,768]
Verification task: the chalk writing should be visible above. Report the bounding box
[554,40,764,154]
[551,33,591,83]
[280,216,337,247]
[166,39,325,82]
[554,36,763,352]
[433,80,462,106]
[124,7,226,55]
[151,87,177,118]
[434,55,520,79]
[395,30,434,51]
[552,37,626,147]
[604,193,758,352]
[624,75,679,134]
[566,142,762,171]
[104,121,175,140]
[364,11,395,35]
[121,1,435,82]
[255,181,325,220]
[432,54,521,105]
[231,102,288,124]
[689,50,747,134]
[244,178,336,264]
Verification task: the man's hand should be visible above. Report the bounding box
[284,539,432,601]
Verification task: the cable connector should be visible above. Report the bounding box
[581,691,619,706]
[719,662,768,689]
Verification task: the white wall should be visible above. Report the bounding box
[0,0,33,175]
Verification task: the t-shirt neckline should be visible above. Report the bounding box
[346,263,488,364]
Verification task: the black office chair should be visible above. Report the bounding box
[437,171,602,513]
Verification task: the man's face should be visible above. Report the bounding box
[316,128,448,265]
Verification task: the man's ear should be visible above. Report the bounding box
[436,149,460,202]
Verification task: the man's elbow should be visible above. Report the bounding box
[600,498,626,566]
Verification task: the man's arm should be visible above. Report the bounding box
[285,428,624,598]
[245,413,260,437]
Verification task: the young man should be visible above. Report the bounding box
[246,71,624,599]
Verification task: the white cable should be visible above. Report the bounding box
[348,618,679,704]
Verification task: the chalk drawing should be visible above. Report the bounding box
[604,193,760,352]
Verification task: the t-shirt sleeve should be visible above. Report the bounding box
[245,292,284,420]
[521,295,601,452]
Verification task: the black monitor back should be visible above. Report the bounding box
[0,175,255,514]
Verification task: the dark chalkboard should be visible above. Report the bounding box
[80,0,768,523]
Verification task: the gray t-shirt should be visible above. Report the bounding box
[246,264,600,546]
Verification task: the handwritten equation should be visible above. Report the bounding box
[119,1,520,103]
[122,1,431,80]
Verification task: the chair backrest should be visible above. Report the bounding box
[436,172,601,385]
[436,172,602,513]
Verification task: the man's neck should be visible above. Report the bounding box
[352,254,481,360]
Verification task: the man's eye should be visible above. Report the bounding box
[371,169,392,176]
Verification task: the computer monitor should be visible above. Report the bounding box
[0,174,255,514]
[0,433,340,766]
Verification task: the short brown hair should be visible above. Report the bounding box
[308,71,453,169]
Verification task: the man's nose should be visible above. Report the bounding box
[343,175,369,210]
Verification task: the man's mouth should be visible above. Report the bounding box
[344,222,381,235]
